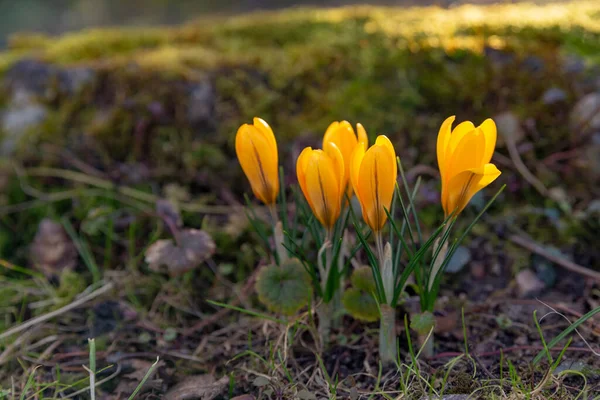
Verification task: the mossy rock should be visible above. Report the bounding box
[255,258,312,316]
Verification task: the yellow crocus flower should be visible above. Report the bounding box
[323,121,368,193]
[350,135,397,232]
[235,117,279,205]
[296,142,345,229]
[437,116,501,217]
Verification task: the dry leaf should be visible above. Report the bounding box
[30,218,77,277]
[156,199,182,228]
[165,375,228,400]
[230,396,255,400]
[145,229,215,276]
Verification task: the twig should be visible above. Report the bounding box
[509,234,600,282]
[429,345,595,360]
[0,282,114,341]
[504,137,548,197]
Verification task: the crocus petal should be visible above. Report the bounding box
[236,124,279,205]
[305,151,341,228]
[323,121,340,143]
[350,143,365,199]
[324,141,345,195]
[374,135,397,181]
[357,138,397,231]
[357,123,368,149]
[296,147,314,211]
[444,163,501,216]
[446,127,487,179]
[479,118,497,164]
[436,115,455,182]
[253,117,277,159]
[447,120,476,158]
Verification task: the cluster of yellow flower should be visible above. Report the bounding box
[236,115,502,361]
[236,116,500,230]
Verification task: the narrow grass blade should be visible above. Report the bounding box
[61,217,101,283]
[398,158,423,244]
[127,357,161,400]
[206,299,287,325]
[533,305,600,364]
[429,185,505,303]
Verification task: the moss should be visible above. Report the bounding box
[0,0,599,268]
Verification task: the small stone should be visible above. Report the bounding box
[1,89,47,155]
[30,218,77,278]
[541,87,567,105]
[570,93,600,135]
[516,269,546,298]
[494,111,525,147]
[562,55,586,74]
[446,246,472,273]
[187,80,215,128]
[470,262,486,280]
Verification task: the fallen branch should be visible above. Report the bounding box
[0,282,114,342]
[429,345,595,360]
[509,234,600,282]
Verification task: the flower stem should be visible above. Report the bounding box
[428,226,450,292]
[270,206,287,264]
[419,332,434,358]
[317,301,333,350]
[379,304,397,365]
[332,229,349,329]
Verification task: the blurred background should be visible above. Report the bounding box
[0,0,570,46]
[0,0,599,393]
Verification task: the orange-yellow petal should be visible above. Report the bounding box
[350,143,365,199]
[296,147,314,211]
[304,150,342,228]
[446,127,487,179]
[479,118,497,164]
[236,124,279,205]
[324,141,345,195]
[446,120,476,160]
[436,115,455,182]
[253,117,277,159]
[444,163,501,216]
[357,137,397,231]
[357,123,368,149]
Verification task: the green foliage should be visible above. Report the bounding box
[56,269,86,304]
[255,258,312,316]
[350,265,377,293]
[410,311,435,336]
[342,266,379,322]
[342,287,379,322]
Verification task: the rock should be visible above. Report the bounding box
[494,111,525,147]
[60,66,96,93]
[570,93,600,135]
[446,246,472,273]
[516,269,546,298]
[562,55,586,74]
[29,218,77,278]
[1,60,96,155]
[187,80,215,128]
[541,87,567,105]
[470,262,486,280]
[3,59,58,96]
[1,89,47,155]
[484,46,515,69]
[522,55,545,73]
[583,133,600,180]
